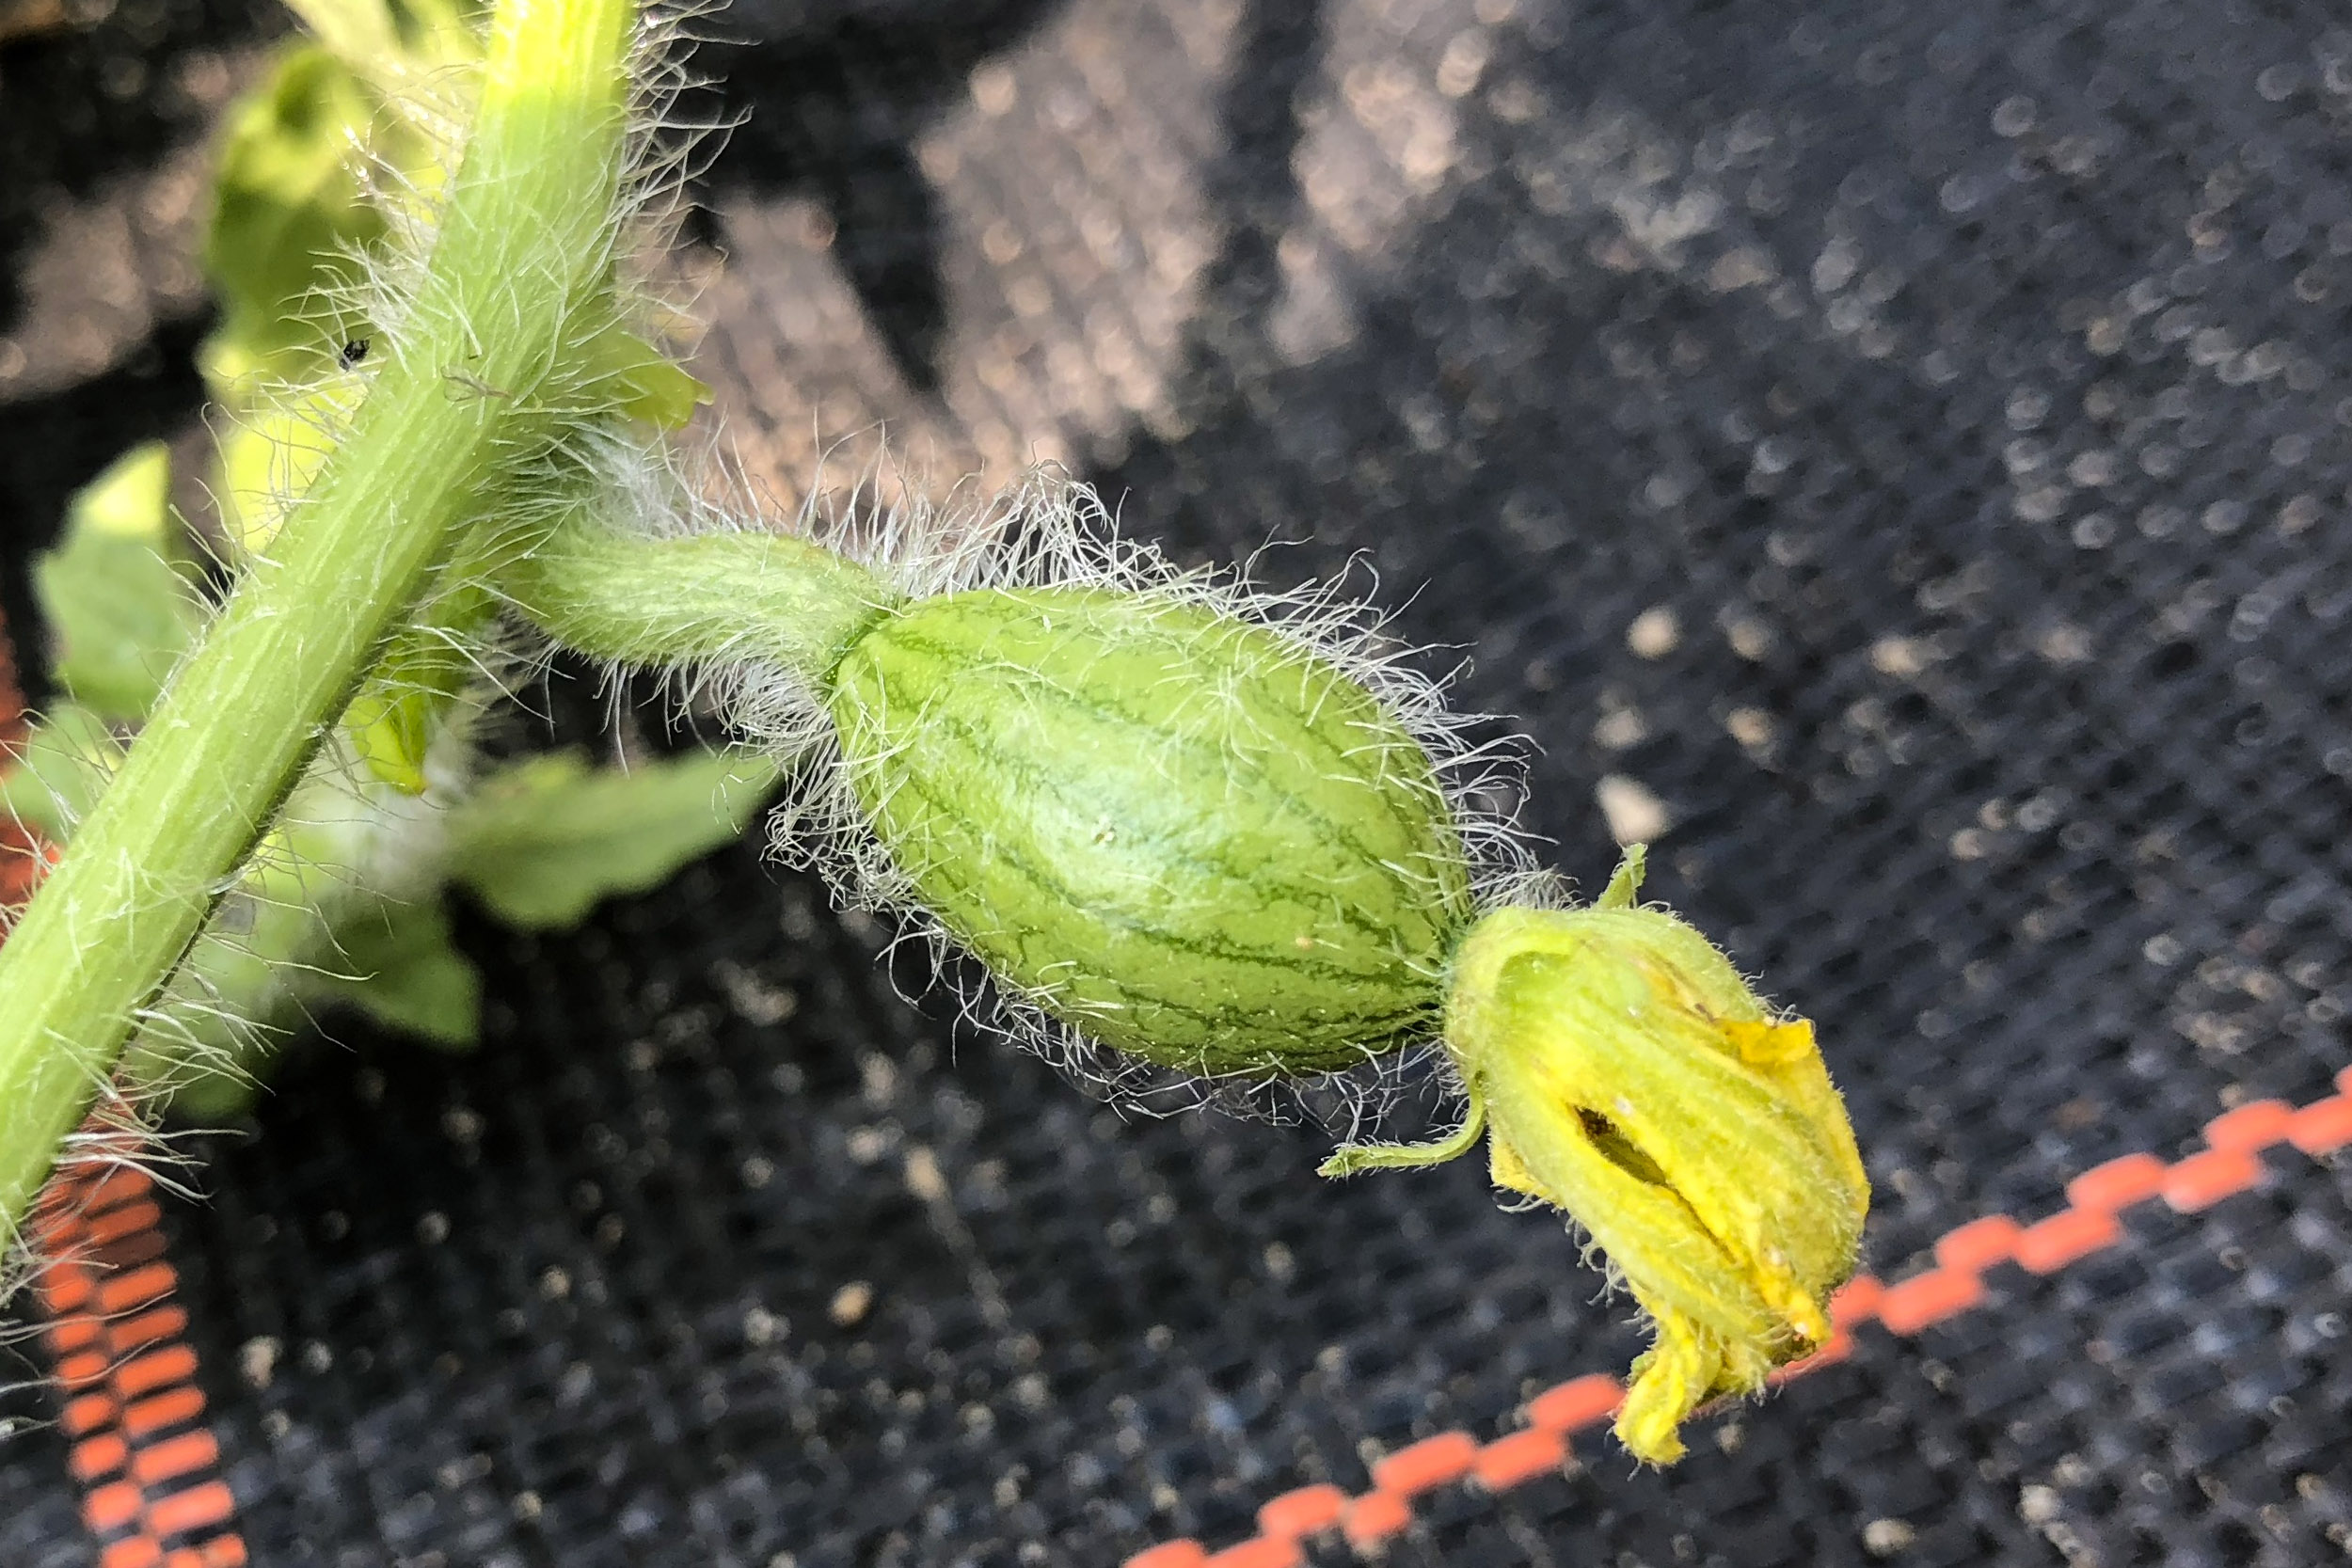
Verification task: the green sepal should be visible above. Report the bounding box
[309,894,482,1049]
[151,887,484,1120]
[0,704,126,844]
[1317,1092,1486,1177]
[33,443,201,722]
[445,748,781,929]
[1597,841,1646,909]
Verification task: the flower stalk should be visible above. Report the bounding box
[504,509,898,679]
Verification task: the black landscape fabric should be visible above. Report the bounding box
[7,0,2352,1564]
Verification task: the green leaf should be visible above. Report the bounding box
[342,604,489,796]
[342,540,501,793]
[283,0,485,94]
[446,748,781,929]
[580,316,712,430]
[160,1064,263,1123]
[33,443,202,721]
[199,42,389,392]
[213,398,344,557]
[310,895,482,1048]
[0,703,125,844]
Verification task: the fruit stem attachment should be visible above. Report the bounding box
[0,0,639,1246]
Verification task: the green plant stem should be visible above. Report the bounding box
[506,517,896,681]
[0,0,638,1242]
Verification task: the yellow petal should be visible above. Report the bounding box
[1617,1313,1713,1465]
[1438,850,1869,1463]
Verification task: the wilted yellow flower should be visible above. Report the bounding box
[1324,847,1867,1464]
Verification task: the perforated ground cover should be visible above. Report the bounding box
[6,0,2352,1563]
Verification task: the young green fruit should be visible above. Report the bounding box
[511,490,1870,1467]
[826,585,1476,1076]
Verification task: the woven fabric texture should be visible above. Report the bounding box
[6,0,2352,1564]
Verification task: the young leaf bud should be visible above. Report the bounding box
[824,584,1477,1077]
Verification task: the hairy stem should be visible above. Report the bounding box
[0,0,639,1242]
[506,515,897,682]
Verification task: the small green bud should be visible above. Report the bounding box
[825,584,1476,1076]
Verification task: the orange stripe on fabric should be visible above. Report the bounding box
[1203,1537,1299,1568]
[103,1227,171,1270]
[69,1433,130,1483]
[96,1263,179,1316]
[1879,1269,1983,1335]
[1829,1275,1884,1326]
[1525,1372,1622,1433]
[1123,1543,1208,1568]
[46,1314,103,1354]
[1122,1083,2352,1568]
[86,1202,166,1247]
[62,1394,117,1437]
[40,1265,97,1314]
[1933,1215,2021,1274]
[114,1347,199,1402]
[2289,1097,2352,1154]
[2203,1100,2295,1152]
[2015,1208,2121,1274]
[81,1168,159,1220]
[111,1307,191,1353]
[144,1481,237,1538]
[1254,1484,1345,1540]
[131,1431,219,1486]
[85,1480,144,1533]
[24,1154,238,1553]
[1474,1426,1568,1490]
[1370,1433,1479,1497]
[1341,1491,1412,1548]
[2065,1153,2168,1213]
[120,1387,207,1437]
[2162,1148,2265,1212]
